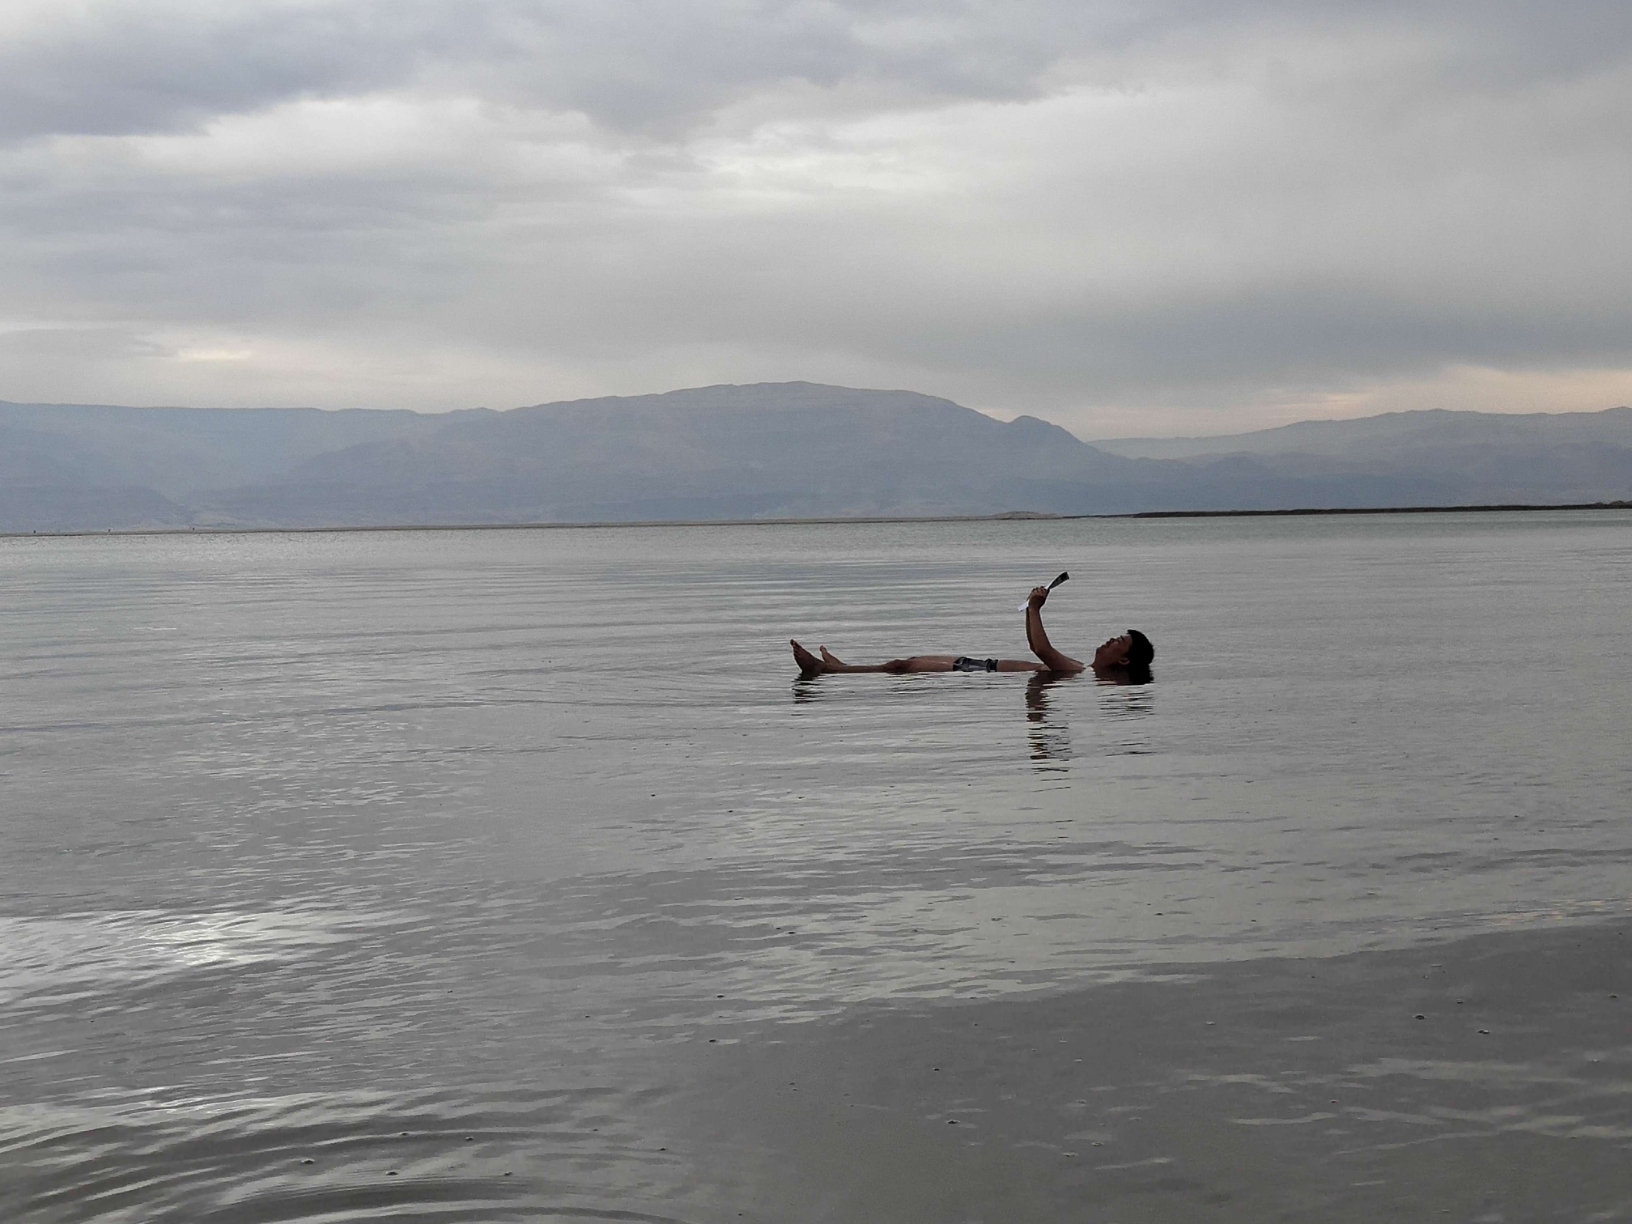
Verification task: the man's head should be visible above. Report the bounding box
[1093,629,1155,674]
[1125,629,1154,668]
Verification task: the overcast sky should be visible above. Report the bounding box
[2,0,1630,436]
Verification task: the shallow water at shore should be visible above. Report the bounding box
[3,512,1631,1219]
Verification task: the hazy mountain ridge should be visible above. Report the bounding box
[1094,406,1632,459]
[212,384,1171,525]
[0,400,466,498]
[1092,406,1632,509]
[2,385,1630,532]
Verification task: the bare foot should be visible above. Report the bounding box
[790,640,824,675]
[819,646,848,668]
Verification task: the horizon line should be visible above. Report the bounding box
[9,500,1631,541]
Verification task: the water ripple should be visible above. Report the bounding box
[2,1087,692,1224]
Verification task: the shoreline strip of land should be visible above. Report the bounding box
[5,499,1631,539]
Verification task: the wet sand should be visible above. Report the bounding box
[664,920,1632,1222]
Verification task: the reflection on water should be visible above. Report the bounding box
[792,662,1153,771]
[0,909,385,1008]
[2,513,1631,1220]
[1025,672,1071,768]
[789,676,822,705]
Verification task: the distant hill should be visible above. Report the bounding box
[2,385,1630,532]
[1092,407,1632,507]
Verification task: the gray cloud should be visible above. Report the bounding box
[1,0,1630,434]
[0,0,1117,141]
[14,1,1622,143]
[0,327,166,361]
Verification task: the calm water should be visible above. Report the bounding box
[3,512,1631,1220]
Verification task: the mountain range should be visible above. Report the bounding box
[2,382,1630,532]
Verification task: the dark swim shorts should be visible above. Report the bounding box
[952,656,999,672]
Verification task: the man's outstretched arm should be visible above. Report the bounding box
[1025,587,1085,673]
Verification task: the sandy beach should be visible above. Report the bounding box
[663,919,1632,1221]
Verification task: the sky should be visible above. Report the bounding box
[2,0,1630,438]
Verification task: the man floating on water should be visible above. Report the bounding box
[791,580,1153,682]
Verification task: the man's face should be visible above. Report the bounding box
[1093,634,1133,669]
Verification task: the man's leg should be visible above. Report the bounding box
[830,647,960,672]
[793,641,894,673]
[792,641,961,674]
[822,646,952,672]
[868,653,1037,673]
[892,656,959,672]
[828,645,949,672]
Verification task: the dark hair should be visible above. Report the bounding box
[1125,629,1154,669]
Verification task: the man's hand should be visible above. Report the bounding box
[1027,585,1050,609]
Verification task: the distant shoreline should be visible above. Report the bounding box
[1129,499,1632,519]
[6,499,1631,539]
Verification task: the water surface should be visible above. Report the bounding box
[4,512,1631,1220]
